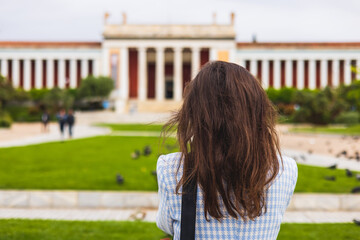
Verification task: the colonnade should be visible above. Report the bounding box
[0,58,98,90]
[240,58,358,89]
[112,46,203,101]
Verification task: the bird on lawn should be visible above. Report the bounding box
[116,173,124,184]
[354,219,360,226]
[131,149,141,159]
[356,174,360,181]
[151,170,157,177]
[351,186,360,193]
[355,152,360,162]
[143,145,152,156]
[300,155,306,161]
[346,169,353,177]
[324,176,336,181]
[336,150,347,158]
[328,164,337,170]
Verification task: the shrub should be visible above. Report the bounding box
[77,76,114,100]
[43,88,74,112]
[0,75,16,110]
[0,111,12,128]
[334,111,360,125]
[29,89,50,102]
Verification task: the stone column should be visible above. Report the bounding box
[320,59,327,88]
[1,59,8,79]
[250,59,257,78]
[174,47,183,101]
[344,59,351,85]
[35,58,42,89]
[297,60,304,89]
[12,59,20,88]
[70,59,77,88]
[81,59,88,79]
[309,60,316,89]
[138,47,147,101]
[262,60,269,89]
[120,47,129,100]
[24,59,31,90]
[273,59,281,89]
[102,48,110,77]
[155,47,165,101]
[209,48,217,61]
[332,60,339,87]
[58,59,65,89]
[285,59,292,87]
[239,59,246,69]
[191,47,200,80]
[93,59,99,77]
[47,59,54,88]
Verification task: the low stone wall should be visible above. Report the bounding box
[0,190,359,211]
[0,191,158,209]
[287,193,360,211]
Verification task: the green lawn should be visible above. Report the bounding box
[98,123,163,132]
[0,219,358,240]
[296,164,360,193]
[290,124,360,135]
[0,135,359,192]
[0,136,176,191]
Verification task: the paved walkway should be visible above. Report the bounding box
[0,124,110,148]
[0,208,358,223]
[283,149,360,171]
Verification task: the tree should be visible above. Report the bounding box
[43,88,74,112]
[0,75,15,110]
[77,76,114,100]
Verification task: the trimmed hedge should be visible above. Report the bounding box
[0,111,12,128]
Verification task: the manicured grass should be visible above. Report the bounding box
[296,164,360,193]
[290,124,360,135]
[98,123,164,132]
[278,223,360,240]
[0,219,168,240]
[0,219,358,240]
[0,131,358,192]
[0,136,177,191]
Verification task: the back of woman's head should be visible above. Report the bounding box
[163,61,281,221]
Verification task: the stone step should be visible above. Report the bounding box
[0,190,359,211]
[0,208,358,223]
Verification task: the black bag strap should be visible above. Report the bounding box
[180,176,197,240]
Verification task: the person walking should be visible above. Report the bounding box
[56,109,67,141]
[67,109,75,139]
[41,110,50,132]
[157,61,298,240]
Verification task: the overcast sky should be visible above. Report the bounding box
[0,0,359,42]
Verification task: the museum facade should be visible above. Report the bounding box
[0,14,359,112]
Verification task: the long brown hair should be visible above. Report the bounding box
[163,61,281,221]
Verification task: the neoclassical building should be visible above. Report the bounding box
[0,14,359,112]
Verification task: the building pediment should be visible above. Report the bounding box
[103,24,236,40]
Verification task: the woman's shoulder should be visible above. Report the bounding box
[156,152,182,191]
[278,155,298,190]
[281,155,298,175]
[157,152,182,174]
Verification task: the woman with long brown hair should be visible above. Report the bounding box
[157,61,297,240]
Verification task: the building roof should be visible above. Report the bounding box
[103,24,236,40]
[1,41,360,50]
[0,41,101,49]
[237,42,360,49]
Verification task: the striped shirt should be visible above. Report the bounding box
[156,152,298,240]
